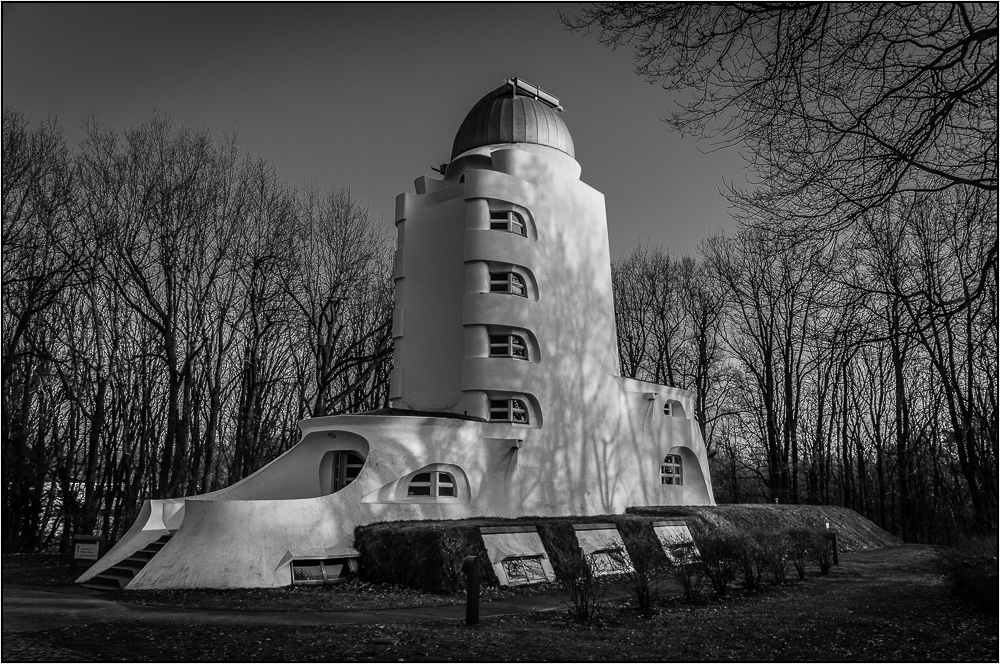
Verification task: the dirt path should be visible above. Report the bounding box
[3,545,996,662]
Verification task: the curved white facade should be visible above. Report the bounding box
[78,81,715,590]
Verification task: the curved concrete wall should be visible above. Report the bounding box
[81,119,716,590]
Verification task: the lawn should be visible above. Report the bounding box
[4,545,996,662]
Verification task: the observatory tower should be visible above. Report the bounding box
[77,79,715,590]
[390,78,618,432]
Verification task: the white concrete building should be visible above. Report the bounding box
[78,79,715,590]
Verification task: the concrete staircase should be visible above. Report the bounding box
[81,532,174,591]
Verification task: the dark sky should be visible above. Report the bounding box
[3,3,747,256]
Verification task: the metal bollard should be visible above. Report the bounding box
[462,555,481,625]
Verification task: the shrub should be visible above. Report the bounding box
[354,521,497,592]
[807,529,835,575]
[535,521,615,620]
[696,527,741,596]
[941,535,998,613]
[661,535,705,601]
[610,526,670,614]
[535,521,584,583]
[785,527,813,580]
[738,531,769,591]
[560,546,612,620]
[761,529,789,586]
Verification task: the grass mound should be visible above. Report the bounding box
[354,505,900,593]
[355,515,658,592]
[625,504,902,552]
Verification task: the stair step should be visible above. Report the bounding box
[103,569,134,580]
[108,565,138,578]
[118,559,147,570]
[82,575,125,591]
[79,532,176,592]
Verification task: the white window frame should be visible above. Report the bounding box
[332,450,366,492]
[489,271,527,297]
[406,471,457,498]
[489,210,527,236]
[489,334,528,360]
[660,454,683,485]
[489,398,529,424]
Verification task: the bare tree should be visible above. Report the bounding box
[283,186,393,418]
[2,109,82,551]
[567,3,997,230]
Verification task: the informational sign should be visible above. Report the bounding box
[74,542,100,560]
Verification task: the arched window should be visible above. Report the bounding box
[332,451,365,492]
[490,210,527,236]
[660,454,683,485]
[490,271,527,296]
[489,398,529,424]
[406,471,457,497]
[489,334,528,360]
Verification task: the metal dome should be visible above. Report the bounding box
[451,79,575,160]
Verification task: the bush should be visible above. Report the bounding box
[807,529,836,575]
[560,546,612,621]
[535,521,584,583]
[942,535,998,613]
[738,532,770,591]
[785,527,813,580]
[761,529,789,586]
[696,527,741,596]
[354,521,497,592]
[610,526,670,614]
[661,535,705,601]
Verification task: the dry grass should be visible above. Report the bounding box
[8,546,997,662]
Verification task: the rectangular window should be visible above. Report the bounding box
[501,556,548,585]
[291,558,356,586]
[489,334,528,360]
[437,474,455,497]
[490,210,527,236]
[489,272,527,297]
[489,400,511,421]
[660,454,682,486]
[489,398,529,424]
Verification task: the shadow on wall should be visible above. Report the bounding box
[498,147,628,514]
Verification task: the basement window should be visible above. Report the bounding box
[489,272,527,297]
[501,556,548,585]
[660,454,683,485]
[489,334,528,360]
[291,557,358,586]
[490,210,527,236]
[489,398,529,424]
